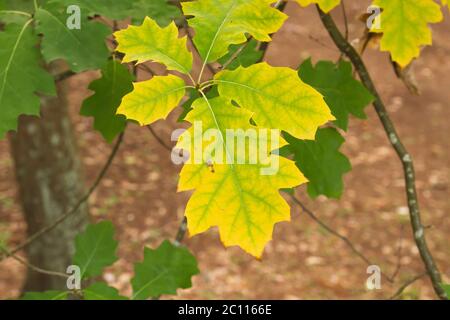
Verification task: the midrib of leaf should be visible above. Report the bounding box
[197,1,237,82]
[131,268,169,300]
[0,19,33,107]
[197,91,257,247]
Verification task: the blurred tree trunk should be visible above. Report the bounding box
[9,67,89,292]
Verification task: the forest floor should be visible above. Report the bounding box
[0,1,449,299]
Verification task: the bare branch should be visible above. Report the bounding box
[0,246,69,279]
[290,194,394,283]
[147,125,172,152]
[389,272,427,300]
[316,6,446,299]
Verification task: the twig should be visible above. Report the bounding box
[0,132,125,262]
[290,195,394,283]
[174,217,188,246]
[316,6,446,299]
[389,272,427,300]
[146,125,172,152]
[0,246,68,279]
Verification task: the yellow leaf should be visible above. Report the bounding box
[114,17,193,74]
[177,96,306,257]
[215,62,334,140]
[442,0,450,10]
[371,0,443,67]
[182,0,287,63]
[117,75,187,125]
[295,0,341,13]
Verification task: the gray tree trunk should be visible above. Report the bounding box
[9,73,89,292]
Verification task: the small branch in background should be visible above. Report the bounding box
[138,63,155,77]
[174,217,188,246]
[316,6,446,299]
[290,195,394,283]
[389,272,427,300]
[0,246,68,279]
[0,132,125,262]
[391,225,405,280]
[147,125,172,152]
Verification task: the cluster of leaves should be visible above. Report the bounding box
[23,221,199,300]
[113,0,335,257]
[0,0,181,138]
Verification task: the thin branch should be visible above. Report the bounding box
[316,6,446,299]
[0,246,68,279]
[174,217,188,246]
[146,125,172,152]
[0,131,125,262]
[290,195,394,283]
[389,272,427,300]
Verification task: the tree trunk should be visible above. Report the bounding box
[9,71,89,292]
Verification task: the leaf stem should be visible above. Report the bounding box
[0,10,32,18]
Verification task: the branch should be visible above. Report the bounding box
[290,195,394,283]
[389,272,427,300]
[0,246,68,279]
[316,6,446,299]
[146,125,172,152]
[0,131,125,262]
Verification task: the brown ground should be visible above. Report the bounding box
[0,1,449,300]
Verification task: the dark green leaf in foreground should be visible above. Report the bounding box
[0,21,55,138]
[218,39,263,70]
[298,59,374,131]
[282,127,351,199]
[73,221,118,279]
[35,3,110,72]
[83,282,128,300]
[50,0,134,20]
[131,240,199,300]
[130,0,182,27]
[80,60,133,142]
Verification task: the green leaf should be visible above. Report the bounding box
[117,74,187,126]
[80,60,133,142]
[298,59,374,131]
[0,0,35,24]
[49,0,134,20]
[35,3,111,72]
[114,17,193,74]
[73,221,118,279]
[182,0,287,63]
[215,62,334,140]
[130,0,181,27]
[370,0,443,67]
[282,127,351,199]
[22,291,68,300]
[442,283,450,299]
[218,39,264,70]
[131,240,199,300]
[0,21,55,139]
[83,282,128,300]
[176,96,306,257]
